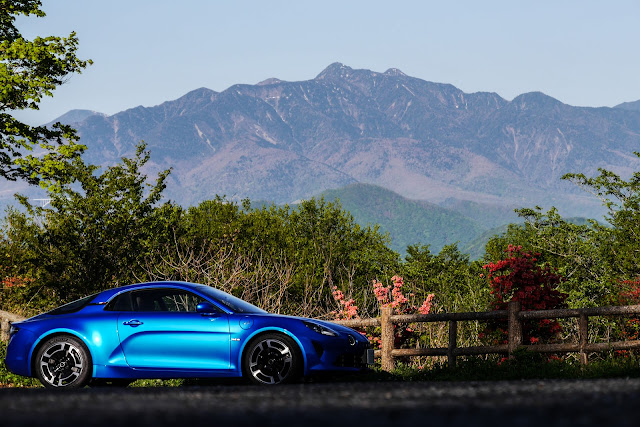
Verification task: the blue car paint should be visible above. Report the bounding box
[116,311,231,370]
[4,281,370,382]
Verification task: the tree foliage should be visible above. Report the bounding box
[0,147,402,316]
[143,197,399,317]
[1,143,171,308]
[563,155,640,280]
[1,0,91,187]
[485,154,640,309]
[402,243,488,312]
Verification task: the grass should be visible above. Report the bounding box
[2,340,640,388]
[388,350,640,382]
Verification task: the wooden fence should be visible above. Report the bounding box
[333,301,640,371]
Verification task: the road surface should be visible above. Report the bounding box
[1,378,639,426]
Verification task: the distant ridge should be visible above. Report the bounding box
[45,109,105,126]
[615,100,640,112]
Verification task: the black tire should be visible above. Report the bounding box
[241,333,302,385]
[34,335,92,389]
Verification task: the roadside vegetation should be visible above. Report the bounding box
[4,335,640,388]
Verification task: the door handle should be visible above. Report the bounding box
[123,319,143,327]
[200,312,221,318]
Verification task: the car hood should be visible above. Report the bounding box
[249,313,365,336]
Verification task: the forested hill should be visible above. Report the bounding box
[319,184,485,254]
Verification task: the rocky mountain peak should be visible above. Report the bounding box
[315,62,354,80]
[257,78,283,86]
[44,109,105,126]
[383,67,406,77]
[510,91,564,109]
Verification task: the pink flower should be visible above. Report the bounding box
[418,294,435,315]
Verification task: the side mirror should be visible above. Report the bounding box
[196,301,218,314]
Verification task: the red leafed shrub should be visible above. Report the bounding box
[2,276,33,289]
[0,274,36,315]
[617,279,640,307]
[482,245,568,345]
[611,279,640,349]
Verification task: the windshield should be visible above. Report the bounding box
[194,285,267,314]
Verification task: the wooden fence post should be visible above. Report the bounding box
[0,318,8,342]
[0,311,27,343]
[448,320,457,368]
[579,314,589,366]
[380,306,395,372]
[508,300,522,359]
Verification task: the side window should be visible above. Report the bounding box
[130,288,211,312]
[105,288,218,313]
[105,292,134,311]
[160,290,202,312]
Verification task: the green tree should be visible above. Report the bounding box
[1,0,91,187]
[283,198,398,315]
[484,153,640,308]
[403,243,488,312]
[140,197,399,317]
[563,155,640,281]
[484,207,607,307]
[2,143,172,308]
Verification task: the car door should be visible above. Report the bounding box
[112,287,231,370]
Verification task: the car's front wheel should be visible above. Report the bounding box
[242,333,301,385]
[34,335,92,389]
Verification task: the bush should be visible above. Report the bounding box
[481,245,568,346]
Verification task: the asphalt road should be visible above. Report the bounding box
[2,378,640,427]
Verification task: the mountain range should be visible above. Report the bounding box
[4,63,640,255]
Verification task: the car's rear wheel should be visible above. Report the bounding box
[242,333,301,385]
[34,335,92,389]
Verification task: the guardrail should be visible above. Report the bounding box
[0,310,26,343]
[332,301,640,371]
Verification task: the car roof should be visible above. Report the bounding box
[92,281,205,304]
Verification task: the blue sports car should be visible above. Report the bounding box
[4,281,373,388]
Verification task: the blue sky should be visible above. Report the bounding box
[14,0,640,125]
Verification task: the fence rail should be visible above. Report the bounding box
[332,301,640,371]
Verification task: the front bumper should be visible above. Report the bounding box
[304,331,372,372]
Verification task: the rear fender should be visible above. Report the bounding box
[28,329,93,377]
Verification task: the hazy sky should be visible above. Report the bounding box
[13,0,640,125]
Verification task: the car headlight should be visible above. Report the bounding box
[303,321,338,337]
